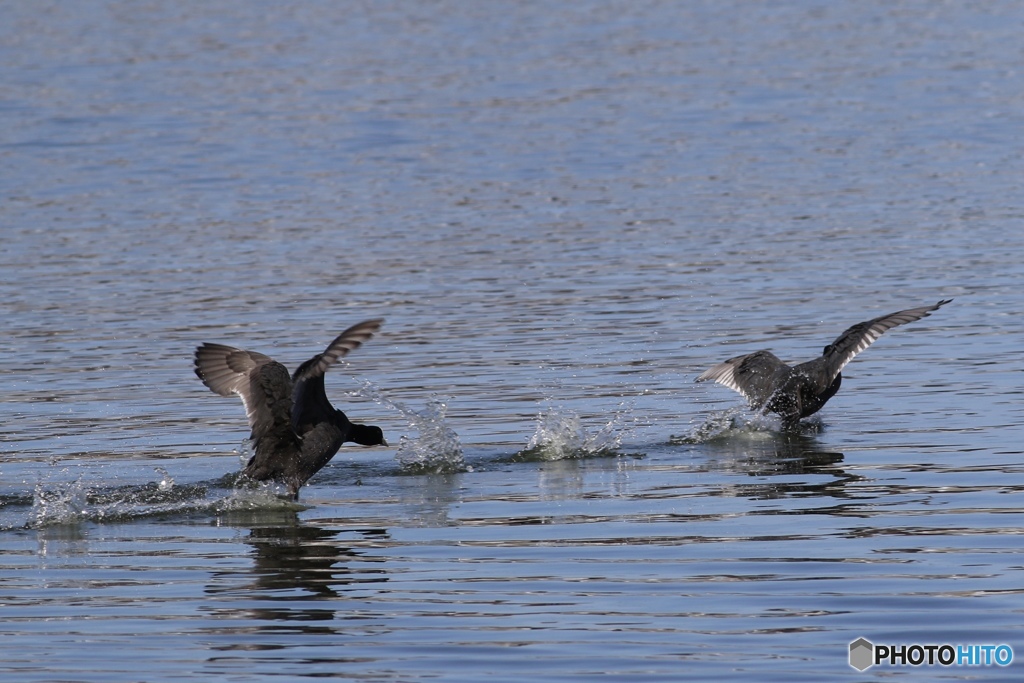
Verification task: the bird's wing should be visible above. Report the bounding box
[290,319,383,428]
[291,319,384,384]
[194,343,293,442]
[817,299,951,379]
[696,349,790,408]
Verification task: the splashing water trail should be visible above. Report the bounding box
[215,484,307,512]
[30,474,89,528]
[526,410,590,460]
[670,407,748,444]
[23,462,281,529]
[356,381,464,473]
[519,402,640,461]
[237,439,254,468]
[155,467,175,492]
[671,406,812,444]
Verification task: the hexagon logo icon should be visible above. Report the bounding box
[849,638,874,671]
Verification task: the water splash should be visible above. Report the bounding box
[355,381,465,474]
[236,439,254,467]
[22,451,328,529]
[155,467,175,492]
[25,463,274,529]
[214,484,307,512]
[29,474,215,528]
[670,407,746,444]
[671,407,823,444]
[515,402,639,461]
[30,475,89,527]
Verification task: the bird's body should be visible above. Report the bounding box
[696,300,950,428]
[194,319,386,498]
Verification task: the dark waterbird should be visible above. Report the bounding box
[194,319,386,499]
[696,300,951,428]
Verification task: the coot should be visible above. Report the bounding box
[194,319,386,498]
[696,301,950,427]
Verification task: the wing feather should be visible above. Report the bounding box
[194,343,292,442]
[820,299,951,378]
[696,350,789,408]
[291,319,384,383]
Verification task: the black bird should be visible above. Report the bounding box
[194,319,386,498]
[696,300,950,428]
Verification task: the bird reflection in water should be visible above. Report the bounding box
[206,509,389,628]
[699,430,859,502]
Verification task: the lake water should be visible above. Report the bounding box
[2,1,1023,681]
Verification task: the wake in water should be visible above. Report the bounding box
[21,380,468,528]
[24,463,302,529]
[355,381,465,474]
[29,467,203,528]
[671,406,823,444]
[514,402,641,461]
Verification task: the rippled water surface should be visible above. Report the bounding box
[2,2,1023,681]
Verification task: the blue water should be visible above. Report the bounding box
[2,1,1023,681]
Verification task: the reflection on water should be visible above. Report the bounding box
[395,472,463,528]
[35,522,89,559]
[206,510,390,632]
[536,454,643,503]
[703,434,856,502]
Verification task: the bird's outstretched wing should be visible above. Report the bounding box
[291,319,384,384]
[816,299,951,380]
[290,319,384,429]
[696,349,790,408]
[194,343,294,444]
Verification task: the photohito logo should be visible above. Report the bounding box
[849,638,1013,671]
